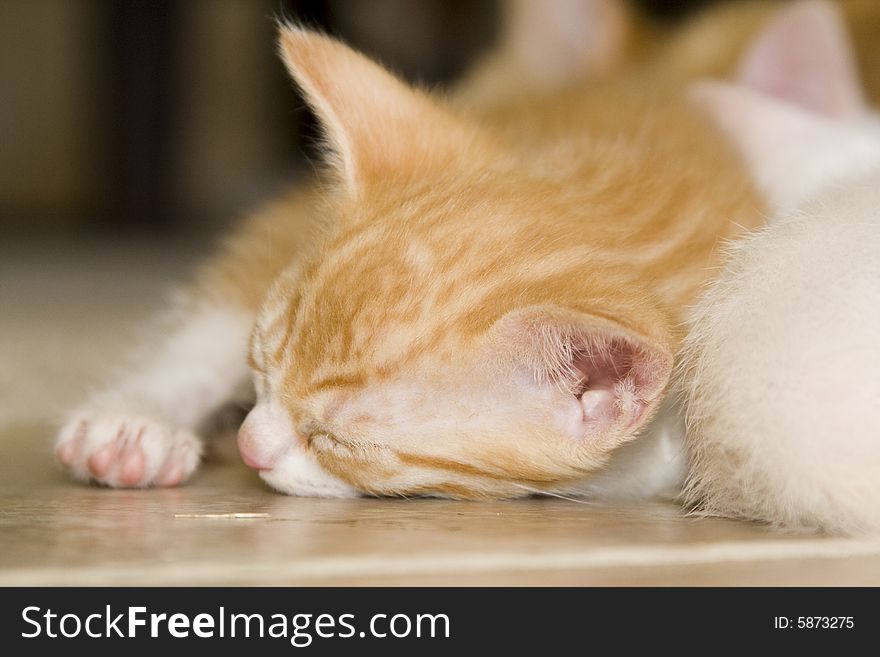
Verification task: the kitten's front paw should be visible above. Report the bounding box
[55,411,202,488]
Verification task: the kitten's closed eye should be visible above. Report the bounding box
[297,420,324,443]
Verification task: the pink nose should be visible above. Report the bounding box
[237,424,276,471]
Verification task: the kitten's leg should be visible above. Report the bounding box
[55,185,323,488]
[55,300,254,488]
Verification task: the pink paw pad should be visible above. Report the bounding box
[86,430,124,477]
[119,435,147,486]
[56,421,86,466]
[155,461,185,487]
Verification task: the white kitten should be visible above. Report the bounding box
[685,0,880,533]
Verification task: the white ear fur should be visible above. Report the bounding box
[737,0,864,119]
[505,0,632,85]
[691,82,880,211]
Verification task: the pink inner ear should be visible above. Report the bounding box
[494,309,671,444]
[568,337,655,437]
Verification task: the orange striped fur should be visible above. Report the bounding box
[230,21,763,499]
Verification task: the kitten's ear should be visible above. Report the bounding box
[692,82,868,210]
[736,0,864,118]
[278,26,465,194]
[503,0,634,85]
[692,0,871,209]
[489,307,673,445]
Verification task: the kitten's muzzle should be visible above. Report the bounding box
[237,401,295,471]
[237,425,274,471]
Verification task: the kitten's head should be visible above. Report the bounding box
[237,26,673,498]
[692,0,880,211]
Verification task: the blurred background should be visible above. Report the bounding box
[1,0,730,239]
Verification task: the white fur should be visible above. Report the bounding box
[691,83,880,212]
[565,398,688,501]
[261,450,361,498]
[682,172,880,534]
[244,402,360,498]
[103,303,255,427]
[56,303,254,487]
[684,0,880,533]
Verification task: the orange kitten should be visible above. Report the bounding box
[56,0,771,498]
[64,0,879,501]
[240,26,765,498]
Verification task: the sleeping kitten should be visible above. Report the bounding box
[53,1,872,512]
[682,2,880,534]
[54,0,763,497]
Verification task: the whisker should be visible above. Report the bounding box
[512,483,597,505]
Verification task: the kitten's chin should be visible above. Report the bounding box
[259,450,361,498]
